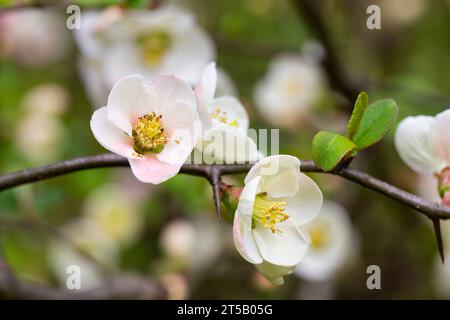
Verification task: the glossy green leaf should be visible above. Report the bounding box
[312,131,357,171]
[347,91,369,140]
[352,99,399,150]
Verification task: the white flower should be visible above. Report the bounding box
[194,62,258,164]
[15,113,65,164]
[253,55,325,128]
[21,83,69,116]
[83,183,144,246]
[160,216,229,275]
[0,9,71,67]
[295,201,357,282]
[380,0,426,27]
[47,218,118,290]
[90,74,199,184]
[394,109,450,175]
[74,5,215,89]
[233,155,323,284]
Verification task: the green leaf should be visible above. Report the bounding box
[312,131,357,171]
[351,99,399,150]
[347,91,369,140]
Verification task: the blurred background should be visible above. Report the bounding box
[0,0,449,299]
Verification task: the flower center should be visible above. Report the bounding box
[132,112,167,155]
[101,208,126,239]
[282,79,301,95]
[307,221,330,250]
[211,107,238,127]
[252,193,289,233]
[137,30,171,67]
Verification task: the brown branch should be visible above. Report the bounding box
[0,153,448,220]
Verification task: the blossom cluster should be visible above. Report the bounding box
[79,4,447,286]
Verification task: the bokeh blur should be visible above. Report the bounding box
[0,0,450,299]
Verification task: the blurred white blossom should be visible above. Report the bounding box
[159,217,229,275]
[15,84,69,164]
[83,183,144,247]
[75,5,215,105]
[295,201,357,282]
[380,0,427,27]
[15,113,65,164]
[254,55,325,128]
[21,83,70,116]
[0,9,71,67]
[47,218,118,290]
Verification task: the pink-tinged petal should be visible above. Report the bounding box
[429,109,450,165]
[245,155,301,198]
[237,176,262,228]
[129,155,181,184]
[253,218,309,266]
[233,212,263,264]
[107,74,159,135]
[395,115,446,174]
[90,107,137,159]
[152,75,197,109]
[283,173,323,226]
[195,62,217,108]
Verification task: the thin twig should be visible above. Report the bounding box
[291,0,364,106]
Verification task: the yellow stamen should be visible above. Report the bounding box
[137,30,171,67]
[211,107,239,127]
[252,193,289,233]
[132,112,167,155]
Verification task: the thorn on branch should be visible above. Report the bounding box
[207,166,223,222]
[432,218,445,263]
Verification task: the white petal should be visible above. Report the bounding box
[195,62,217,112]
[107,75,159,135]
[162,26,216,85]
[202,128,258,164]
[253,218,309,266]
[283,173,323,225]
[209,96,249,131]
[395,115,447,174]
[122,6,195,35]
[232,212,263,264]
[152,75,197,108]
[255,261,295,285]
[90,107,137,159]
[129,154,181,184]
[102,42,148,88]
[73,11,104,59]
[156,100,199,165]
[237,176,262,228]
[429,109,450,166]
[245,155,301,198]
[78,57,108,107]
